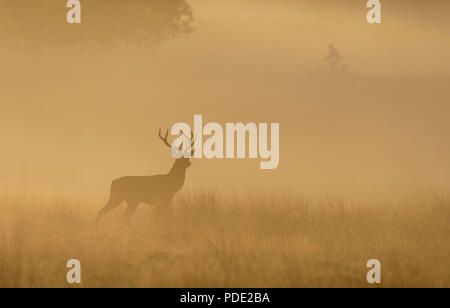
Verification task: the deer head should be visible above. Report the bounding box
[159,128,195,170]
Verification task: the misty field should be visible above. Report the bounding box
[0,191,449,288]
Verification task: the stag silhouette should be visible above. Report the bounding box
[96,129,194,222]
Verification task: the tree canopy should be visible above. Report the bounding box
[0,0,194,48]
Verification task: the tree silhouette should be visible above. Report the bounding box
[0,0,194,48]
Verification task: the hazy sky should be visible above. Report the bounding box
[0,1,449,198]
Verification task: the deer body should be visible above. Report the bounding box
[96,130,193,223]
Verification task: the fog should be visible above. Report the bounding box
[1,0,449,198]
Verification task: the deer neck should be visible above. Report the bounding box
[167,163,187,189]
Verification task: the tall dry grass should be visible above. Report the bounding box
[0,191,449,288]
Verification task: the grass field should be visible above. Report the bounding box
[0,191,449,288]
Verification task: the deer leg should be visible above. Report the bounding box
[96,197,122,223]
[123,201,139,222]
[157,200,173,217]
[165,204,174,215]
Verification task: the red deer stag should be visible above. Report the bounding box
[96,129,194,222]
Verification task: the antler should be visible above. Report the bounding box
[159,129,195,155]
[159,129,172,148]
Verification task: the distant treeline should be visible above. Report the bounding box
[0,0,194,48]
